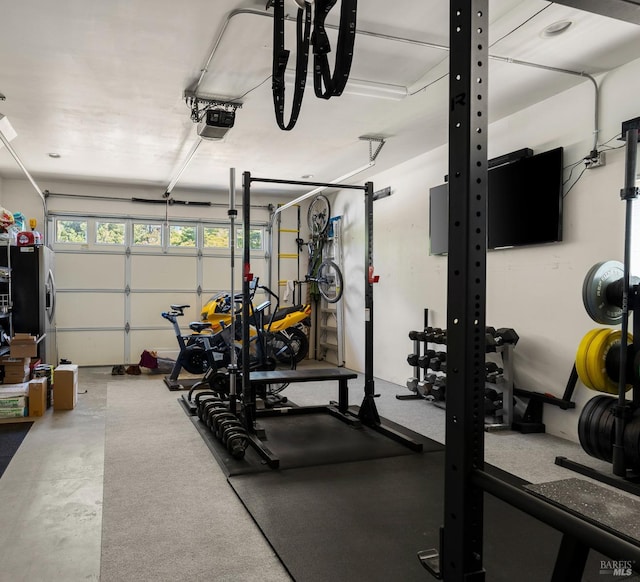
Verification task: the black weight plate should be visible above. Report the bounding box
[623,412,640,470]
[578,397,598,455]
[579,396,609,458]
[582,260,624,324]
[595,398,616,462]
[588,396,611,462]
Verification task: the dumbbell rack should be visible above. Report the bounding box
[403,326,515,431]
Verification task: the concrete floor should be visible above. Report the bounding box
[0,365,631,581]
[0,368,106,582]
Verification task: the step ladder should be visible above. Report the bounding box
[317,216,344,366]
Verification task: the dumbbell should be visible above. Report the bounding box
[409,330,428,342]
[425,327,447,344]
[418,350,437,369]
[428,351,447,371]
[485,362,504,383]
[407,330,428,392]
[496,328,519,346]
[430,377,446,401]
[417,373,437,397]
[484,387,502,413]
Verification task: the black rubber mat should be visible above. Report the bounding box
[229,451,621,582]
[0,422,32,478]
[189,408,442,477]
[526,478,640,545]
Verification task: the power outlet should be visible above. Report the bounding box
[584,151,606,169]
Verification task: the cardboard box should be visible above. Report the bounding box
[0,396,26,408]
[10,334,38,358]
[28,377,47,417]
[1,357,31,384]
[53,364,78,410]
[0,407,26,418]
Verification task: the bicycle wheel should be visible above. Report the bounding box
[317,259,343,303]
[307,194,331,236]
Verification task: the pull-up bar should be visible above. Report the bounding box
[267,161,375,218]
[248,176,368,190]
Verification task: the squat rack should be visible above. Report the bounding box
[421,2,640,580]
[239,172,422,460]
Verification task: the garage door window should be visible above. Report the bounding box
[203,226,230,249]
[236,227,263,250]
[96,221,125,245]
[169,225,196,247]
[56,219,88,244]
[133,223,162,246]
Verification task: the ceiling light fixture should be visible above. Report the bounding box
[0,114,17,145]
[48,152,61,159]
[541,20,572,37]
[301,174,314,179]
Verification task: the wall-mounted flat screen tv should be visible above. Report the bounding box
[429,147,564,255]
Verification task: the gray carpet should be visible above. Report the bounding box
[101,377,291,582]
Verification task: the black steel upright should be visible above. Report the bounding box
[241,171,255,430]
[359,182,380,424]
[442,1,489,580]
[613,127,639,475]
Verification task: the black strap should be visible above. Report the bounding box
[312,0,358,100]
[272,0,312,131]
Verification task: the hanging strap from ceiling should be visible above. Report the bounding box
[312,0,358,99]
[272,0,312,131]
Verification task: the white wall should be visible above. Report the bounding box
[333,55,640,442]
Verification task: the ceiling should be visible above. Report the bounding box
[0,0,639,199]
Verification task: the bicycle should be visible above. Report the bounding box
[304,194,344,303]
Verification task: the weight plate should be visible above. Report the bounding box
[623,412,640,471]
[582,261,624,324]
[576,328,609,389]
[579,395,617,462]
[589,395,611,462]
[587,329,632,394]
[578,396,604,457]
[594,397,616,462]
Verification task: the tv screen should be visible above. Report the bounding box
[429,147,563,255]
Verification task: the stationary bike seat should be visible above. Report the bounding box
[189,322,212,333]
[170,304,190,311]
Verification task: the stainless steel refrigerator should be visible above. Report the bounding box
[1,245,57,365]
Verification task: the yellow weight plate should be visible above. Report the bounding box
[576,328,608,389]
[586,329,614,392]
[589,330,633,395]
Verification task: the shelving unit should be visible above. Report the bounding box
[0,240,13,356]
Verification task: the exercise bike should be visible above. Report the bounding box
[162,294,296,399]
[201,278,311,363]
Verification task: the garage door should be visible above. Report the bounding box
[52,214,271,366]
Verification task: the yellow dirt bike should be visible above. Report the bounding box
[201,279,311,364]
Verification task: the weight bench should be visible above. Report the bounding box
[249,367,357,417]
